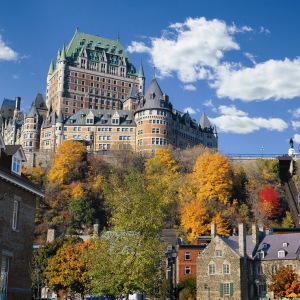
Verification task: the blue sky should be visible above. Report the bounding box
[1,0,300,155]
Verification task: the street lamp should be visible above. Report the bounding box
[255,278,260,300]
[204,284,210,300]
[165,245,177,300]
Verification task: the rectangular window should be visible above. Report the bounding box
[208,264,215,275]
[12,157,21,174]
[216,250,222,257]
[223,283,230,296]
[185,266,191,275]
[223,264,230,275]
[185,252,191,260]
[12,198,20,230]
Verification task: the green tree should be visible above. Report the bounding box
[88,170,170,298]
[178,276,196,300]
[282,211,295,228]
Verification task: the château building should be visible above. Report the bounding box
[0,29,218,155]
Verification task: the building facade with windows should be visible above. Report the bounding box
[197,224,300,300]
[0,135,44,300]
[0,30,218,156]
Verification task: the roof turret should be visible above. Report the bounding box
[27,102,39,118]
[57,109,63,123]
[48,60,54,75]
[60,45,66,62]
[138,61,145,78]
[199,111,212,129]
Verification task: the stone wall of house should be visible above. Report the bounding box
[0,180,37,300]
[23,150,55,170]
[197,236,251,300]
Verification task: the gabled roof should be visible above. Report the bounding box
[34,93,47,110]
[4,145,26,162]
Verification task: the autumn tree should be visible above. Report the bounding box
[46,240,90,299]
[211,212,230,236]
[178,276,197,300]
[180,152,233,240]
[31,236,81,299]
[269,266,300,298]
[88,170,170,298]
[282,211,295,228]
[259,185,281,218]
[47,140,87,185]
[144,148,180,225]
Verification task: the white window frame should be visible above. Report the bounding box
[223,283,230,296]
[216,250,222,257]
[208,264,215,275]
[278,250,285,258]
[223,264,230,275]
[185,252,191,260]
[184,266,191,275]
[12,156,21,175]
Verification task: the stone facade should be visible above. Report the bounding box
[1,30,218,157]
[0,135,44,300]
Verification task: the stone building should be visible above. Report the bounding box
[197,223,300,300]
[0,29,218,156]
[0,134,44,300]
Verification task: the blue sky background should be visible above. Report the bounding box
[1,0,300,155]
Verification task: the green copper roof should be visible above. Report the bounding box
[48,60,54,75]
[65,30,137,75]
[138,61,145,78]
[60,45,66,62]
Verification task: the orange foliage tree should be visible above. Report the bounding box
[46,240,90,299]
[269,266,300,298]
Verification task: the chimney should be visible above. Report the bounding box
[93,224,99,237]
[259,225,266,239]
[15,97,21,110]
[47,229,56,243]
[238,223,246,257]
[252,224,259,245]
[211,222,217,238]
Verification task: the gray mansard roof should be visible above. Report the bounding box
[65,109,135,126]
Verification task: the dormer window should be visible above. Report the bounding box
[278,250,285,258]
[112,118,119,125]
[12,156,21,175]
[283,242,288,247]
[86,118,94,124]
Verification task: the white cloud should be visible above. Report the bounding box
[0,35,18,61]
[291,121,300,130]
[214,58,300,101]
[182,84,196,91]
[210,105,288,134]
[218,105,248,116]
[127,17,240,82]
[259,26,271,34]
[293,134,300,144]
[289,107,300,119]
[183,107,199,114]
[203,99,214,107]
[244,52,256,65]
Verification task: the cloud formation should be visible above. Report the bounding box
[210,105,288,134]
[0,35,18,61]
[127,17,240,82]
[214,58,300,101]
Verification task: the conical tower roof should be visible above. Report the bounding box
[27,102,40,118]
[199,111,212,129]
[138,61,145,78]
[48,60,54,75]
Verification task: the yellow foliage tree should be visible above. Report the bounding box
[211,212,230,236]
[180,152,233,241]
[191,152,233,204]
[47,140,87,185]
[180,198,210,242]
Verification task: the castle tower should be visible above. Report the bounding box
[46,28,140,120]
[134,78,172,154]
